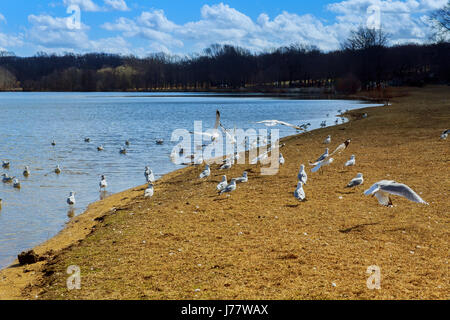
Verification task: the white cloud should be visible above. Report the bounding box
[103,0,129,11]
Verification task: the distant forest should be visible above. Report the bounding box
[0,28,449,93]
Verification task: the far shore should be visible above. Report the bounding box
[0,85,448,300]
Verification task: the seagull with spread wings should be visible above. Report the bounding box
[256,120,305,131]
[330,139,351,156]
[364,180,428,206]
[190,110,221,142]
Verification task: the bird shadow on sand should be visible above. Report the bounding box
[339,222,380,234]
[337,190,356,195]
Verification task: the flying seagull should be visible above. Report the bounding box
[345,155,356,167]
[298,164,307,185]
[323,135,331,144]
[330,139,351,156]
[220,124,237,144]
[216,175,228,191]
[67,192,76,205]
[219,178,237,195]
[256,120,305,131]
[190,110,221,142]
[199,164,211,179]
[346,173,364,188]
[364,180,428,206]
[311,157,334,173]
[294,182,306,201]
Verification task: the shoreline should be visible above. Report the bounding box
[1,85,448,300]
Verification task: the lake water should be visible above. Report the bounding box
[0,92,380,269]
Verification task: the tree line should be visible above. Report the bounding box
[0,28,449,93]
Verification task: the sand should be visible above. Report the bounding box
[0,86,448,300]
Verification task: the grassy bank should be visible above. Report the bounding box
[0,86,448,300]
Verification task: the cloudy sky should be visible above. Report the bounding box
[0,0,446,56]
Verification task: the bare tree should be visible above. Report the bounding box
[430,0,450,41]
[341,26,389,51]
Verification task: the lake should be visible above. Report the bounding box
[0,92,381,269]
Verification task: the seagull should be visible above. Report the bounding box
[235,172,248,183]
[219,178,237,195]
[97,145,104,151]
[279,153,285,165]
[323,135,331,144]
[145,167,155,183]
[313,148,329,163]
[256,120,305,131]
[440,129,449,140]
[220,159,232,170]
[125,140,130,146]
[364,180,428,206]
[119,147,127,154]
[190,110,221,142]
[51,140,56,146]
[2,174,13,183]
[2,161,10,169]
[55,165,61,174]
[362,113,368,118]
[345,155,356,167]
[294,182,306,201]
[13,178,21,189]
[346,173,364,188]
[23,166,30,177]
[67,192,76,205]
[298,164,307,184]
[330,139,351,156]
[156,139,164,145]
[220,124,237,144]
[311,157,334,173]
[216,175,228,191]
[199,164,211,179]
[84,138,90,143]
[144,183,154,198]
[99,175,107,191]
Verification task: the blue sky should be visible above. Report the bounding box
[0,0,446,57]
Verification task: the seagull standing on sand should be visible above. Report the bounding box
[235,172,248,183]
[67,192,76,205]
[364,180,428,206]
[323,135,331,144]
[216,175,228,191]
[311,157,334,173]
[294,182,306,201]
[440,129,449,140]
[13,178,20,189]
[298,164,307,185]
[55,165,61,174]
[345,155,356,167]
[330,139,351,156]
[279,153,285,165]
[346,173,364,188]
[220,159,232,170]
[99,175,107,191]
[144,183,154,198]
[23,166,30,177]
[199,164,211,179]
[219,178,237,195]
[314,148,329,163]
[145,167,155,183]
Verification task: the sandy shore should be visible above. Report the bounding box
[0,86,448,300]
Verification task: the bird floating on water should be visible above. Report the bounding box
[97,145,104,151]
[219,178,236,195]
[119,147,127,154]
[99,175,107,191]
[23,166,30,177]
[84,138,90,143]
[67,192,76,205]
[55,165,61,174]
[217,175,228,191]
[323,135,331,144]
[13,178,20,189]
[125,140,130,146]
[346,173,364,188]
[199,164,211,179]
[235,172,248,184]
[156,139,164,145]
[294,182,306,201]
[0,198,2,210]
[298,164,307,185]
[364,180,428,207]
[2,174,13,183]
[144,183,154,198]
[51,140,56,146]
[345,155,356,167]
[2,161,10,169]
